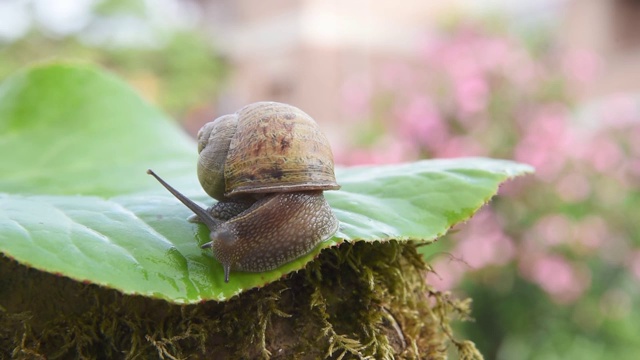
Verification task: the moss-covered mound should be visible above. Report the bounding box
[0,241,481,359]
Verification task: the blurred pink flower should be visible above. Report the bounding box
[533,214,573,247]
[574,215,607,252]
[504,48,538,90]
[497,175,530,196]
[379,62,414,91]
[333,138,418,166]
[428,37,477,76]
[341,76,372,118]
[428,208,517,291]
[455,75,489,115]
[427,255,469,291]
[428,28,513,75]
[628,250,640,282]
[435,136,485,158]
[450,209,515,268]
[630,159,640,179]
[597,233,631,267]
[520,254,591,304]
[478,38,511,71]
[629,127,640,157]
[587,135,624,173]
[426,33,492,115]
[456,232,515,269]
[562,49,600,85]
[396,95,448,149]
[599,95,639,127]
[556,172,592,203]
[515,105,575,181]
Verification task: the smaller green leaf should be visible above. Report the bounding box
[330,158,532,242]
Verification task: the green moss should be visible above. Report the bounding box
[0,241,482,359]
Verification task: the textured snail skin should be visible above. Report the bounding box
[187,198,253,224]
[206,191,338,281]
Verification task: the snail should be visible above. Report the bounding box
[147,102,340,283]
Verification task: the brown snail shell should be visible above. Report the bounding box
[197,102,340,200]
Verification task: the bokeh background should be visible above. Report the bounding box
[2,1,639,359]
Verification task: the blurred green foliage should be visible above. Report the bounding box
[0,0,226,119]
[337,18,640,360]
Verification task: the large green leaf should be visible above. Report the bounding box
[0,63,533,303]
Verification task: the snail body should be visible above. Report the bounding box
[148,102,340,282]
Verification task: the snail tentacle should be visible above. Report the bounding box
[147,169,222,231]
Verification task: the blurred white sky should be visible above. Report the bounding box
[0,0,199,46]
[0,0,564,46]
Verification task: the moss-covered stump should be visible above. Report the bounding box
[0,241,481,359]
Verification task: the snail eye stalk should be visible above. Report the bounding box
[147,169,221,230]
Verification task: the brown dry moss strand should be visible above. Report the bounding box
[0,241,482,359]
